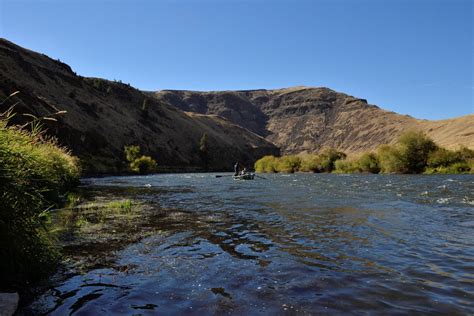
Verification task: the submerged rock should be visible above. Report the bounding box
[0,292,19,316]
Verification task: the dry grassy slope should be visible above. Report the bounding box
[414,115,474,150]
[0,39,278,173]
[155,87,473,154]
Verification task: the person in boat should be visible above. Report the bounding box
[240,167,248,175]
[234,162,240,176]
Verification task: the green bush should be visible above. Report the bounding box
[300,154,322,172]
[124,145,157,174]
[254,155,279,173]
[377,144,405,173]
[356,152,380,173]
[124,145,140,162]
[455,146,474,160]
[319,148,346,172]
[427,148,462,168]
[397,130,438,173]
[0,102,80,288]
[425,162,471,174]
[334,159,358,173]
[130,155,157,174]
[277,155,302,173]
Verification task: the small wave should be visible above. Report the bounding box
[462,198,474,206]
[436,198,452,204]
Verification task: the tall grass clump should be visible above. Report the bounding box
[0,93,80,289]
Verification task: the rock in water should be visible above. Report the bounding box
[0,292,19,316]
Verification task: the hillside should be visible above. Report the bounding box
[1,38,471,175]
[0,39,278,173]
[154,87,473,154]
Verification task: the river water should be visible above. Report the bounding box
[26,173,474,314]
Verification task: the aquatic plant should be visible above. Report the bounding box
[0,92,80,289]
[107,199,133,212]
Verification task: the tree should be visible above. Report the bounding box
[124,145,157,174]
[124,145,140,162]
[397,131,438,173]
[199,133,209,169]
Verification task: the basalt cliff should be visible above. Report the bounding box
[154,88,473,155]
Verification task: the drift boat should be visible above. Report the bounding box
[233,173,255,180]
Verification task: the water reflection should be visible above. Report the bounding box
[26,174,474,314]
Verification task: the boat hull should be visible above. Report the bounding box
[233,173,255,180]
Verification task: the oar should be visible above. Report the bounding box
[215,174,234,178]
[254,174,267,180]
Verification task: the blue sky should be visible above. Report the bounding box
[0,0,472,119]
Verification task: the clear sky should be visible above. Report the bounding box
[0,0,472,119]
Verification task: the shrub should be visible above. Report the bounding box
[199,133,209,169]
[427,148,462,168]
[334,159,358,173]
[356,152,380,173]
[124,145,140,162]
[397,130,438,173]
[254,155,279,173]
[425,162,471,174]
[377,144,405,173]
[277,155,302,173]
[130,155,157,174]
[319,148,346,172]
[300,154,322,172]
[455,146,474,160]
[124,145,157,174]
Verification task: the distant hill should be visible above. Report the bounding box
[154,87,473,154]
[1,38,471,175]
[0,39,278,174]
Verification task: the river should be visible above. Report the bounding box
[25,173,474,314]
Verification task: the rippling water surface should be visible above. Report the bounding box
[28,173,474,314]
